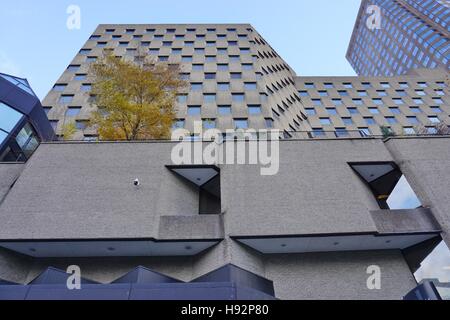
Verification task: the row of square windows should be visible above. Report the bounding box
[298,88,446,97]
[304,106,444,116]
[56,89,267,105]
[298,81,447,89]
[51,104,266,118]
[92,41,253,50]
[92,34,250,41]
[309,126,448,138]
[313,115,446,126]
[304,96,445,105]
[98,27,252,35]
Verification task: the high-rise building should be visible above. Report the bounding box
[42,24,311,140]
[347,0,450,76]
[1,23,449,300]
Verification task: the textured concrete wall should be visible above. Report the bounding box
[386,137,450,246]
[0,142,200,240]
[264,250,417,300]
[223,139,391,237]
[0,163,23,204]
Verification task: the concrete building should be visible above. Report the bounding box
[294,68,450,138]
[42,24,311,140]
[1,23,449,300]
[347,0,450,76]
[0,136,449,299]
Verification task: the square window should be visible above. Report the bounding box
[194,48,205,54]
[205,56,216,62]
[187,106,201,116]
[245,82,257,90]
[305,108,316,115]
[428,116,440,123]
[159,56,169,62]
[75,120,88,130]
[305,83,315,89]
[248,105,261,114]
[119,42,129,47]
[318,91,328,97]
[343,83,353,89]
[67,65,80,72]
[230,72,242,79]
[372,98,383,105]
[410,107,421,113]
[392,98,404,104]
[358,90,367,97]
[217,64,229,71]
[352,99,363,105]
[229,55,240,62]
[348,107,358,114]
[332,99,343,105]
[79,49,91,55]
[343,118,353,125]
[312,99,322,106]
[66,107,81,117]
[324,83,334,89]
[172,48,182,54]
[184,41,194,47]
[53,84,67,92]
[205,73,216,80]
[232,93,245,102]
[407,116,419,124]
[413,98,423,104]
[335,128,349,137]
[149,48,159,54]
[242,63,253,70]
[390,107,400,114]
[404,127,415,135]
[326,108,337,115]
[182,56,193,62]
[74,74,87,81]
[177,95,188,103]
[365,117,375,125]
[338,90,349,96]
[415,90,426,96]
[234,119,248,129]
[312,128,326,137]
[217,48,227,55]
[377,90,387,96]
[218,82,230,91]
[433,98,443,104]
[192,64,204,71]
[265,118,274,128]
[320,118,331,125]
[191,83,203,91]
[59,95,74,104]
[298,91,308,97]
[369,107,380,114]
[81,84,92,91]
[204,94,216,103]
[218,105,232,115]
[141,41,151,47]
[430,106,442,113]
[203,119,216,129]
[386,117,397,124]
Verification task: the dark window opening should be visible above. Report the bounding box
[166,165,221,215]
[350,162,422,210]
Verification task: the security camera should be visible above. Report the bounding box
[133,179,140,187]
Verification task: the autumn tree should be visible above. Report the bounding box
[89,52,186,140]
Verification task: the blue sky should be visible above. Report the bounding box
[0,0,361,100]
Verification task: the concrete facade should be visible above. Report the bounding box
[0,137,449,299]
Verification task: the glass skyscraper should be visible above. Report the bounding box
[347,0,450,76]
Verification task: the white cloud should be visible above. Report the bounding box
[0,51,22,76]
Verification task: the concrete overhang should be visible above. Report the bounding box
[233,232,440,255]
[0,238,221,258]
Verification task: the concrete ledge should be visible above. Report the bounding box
[370,208,441,234]
[158,215,224,240]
